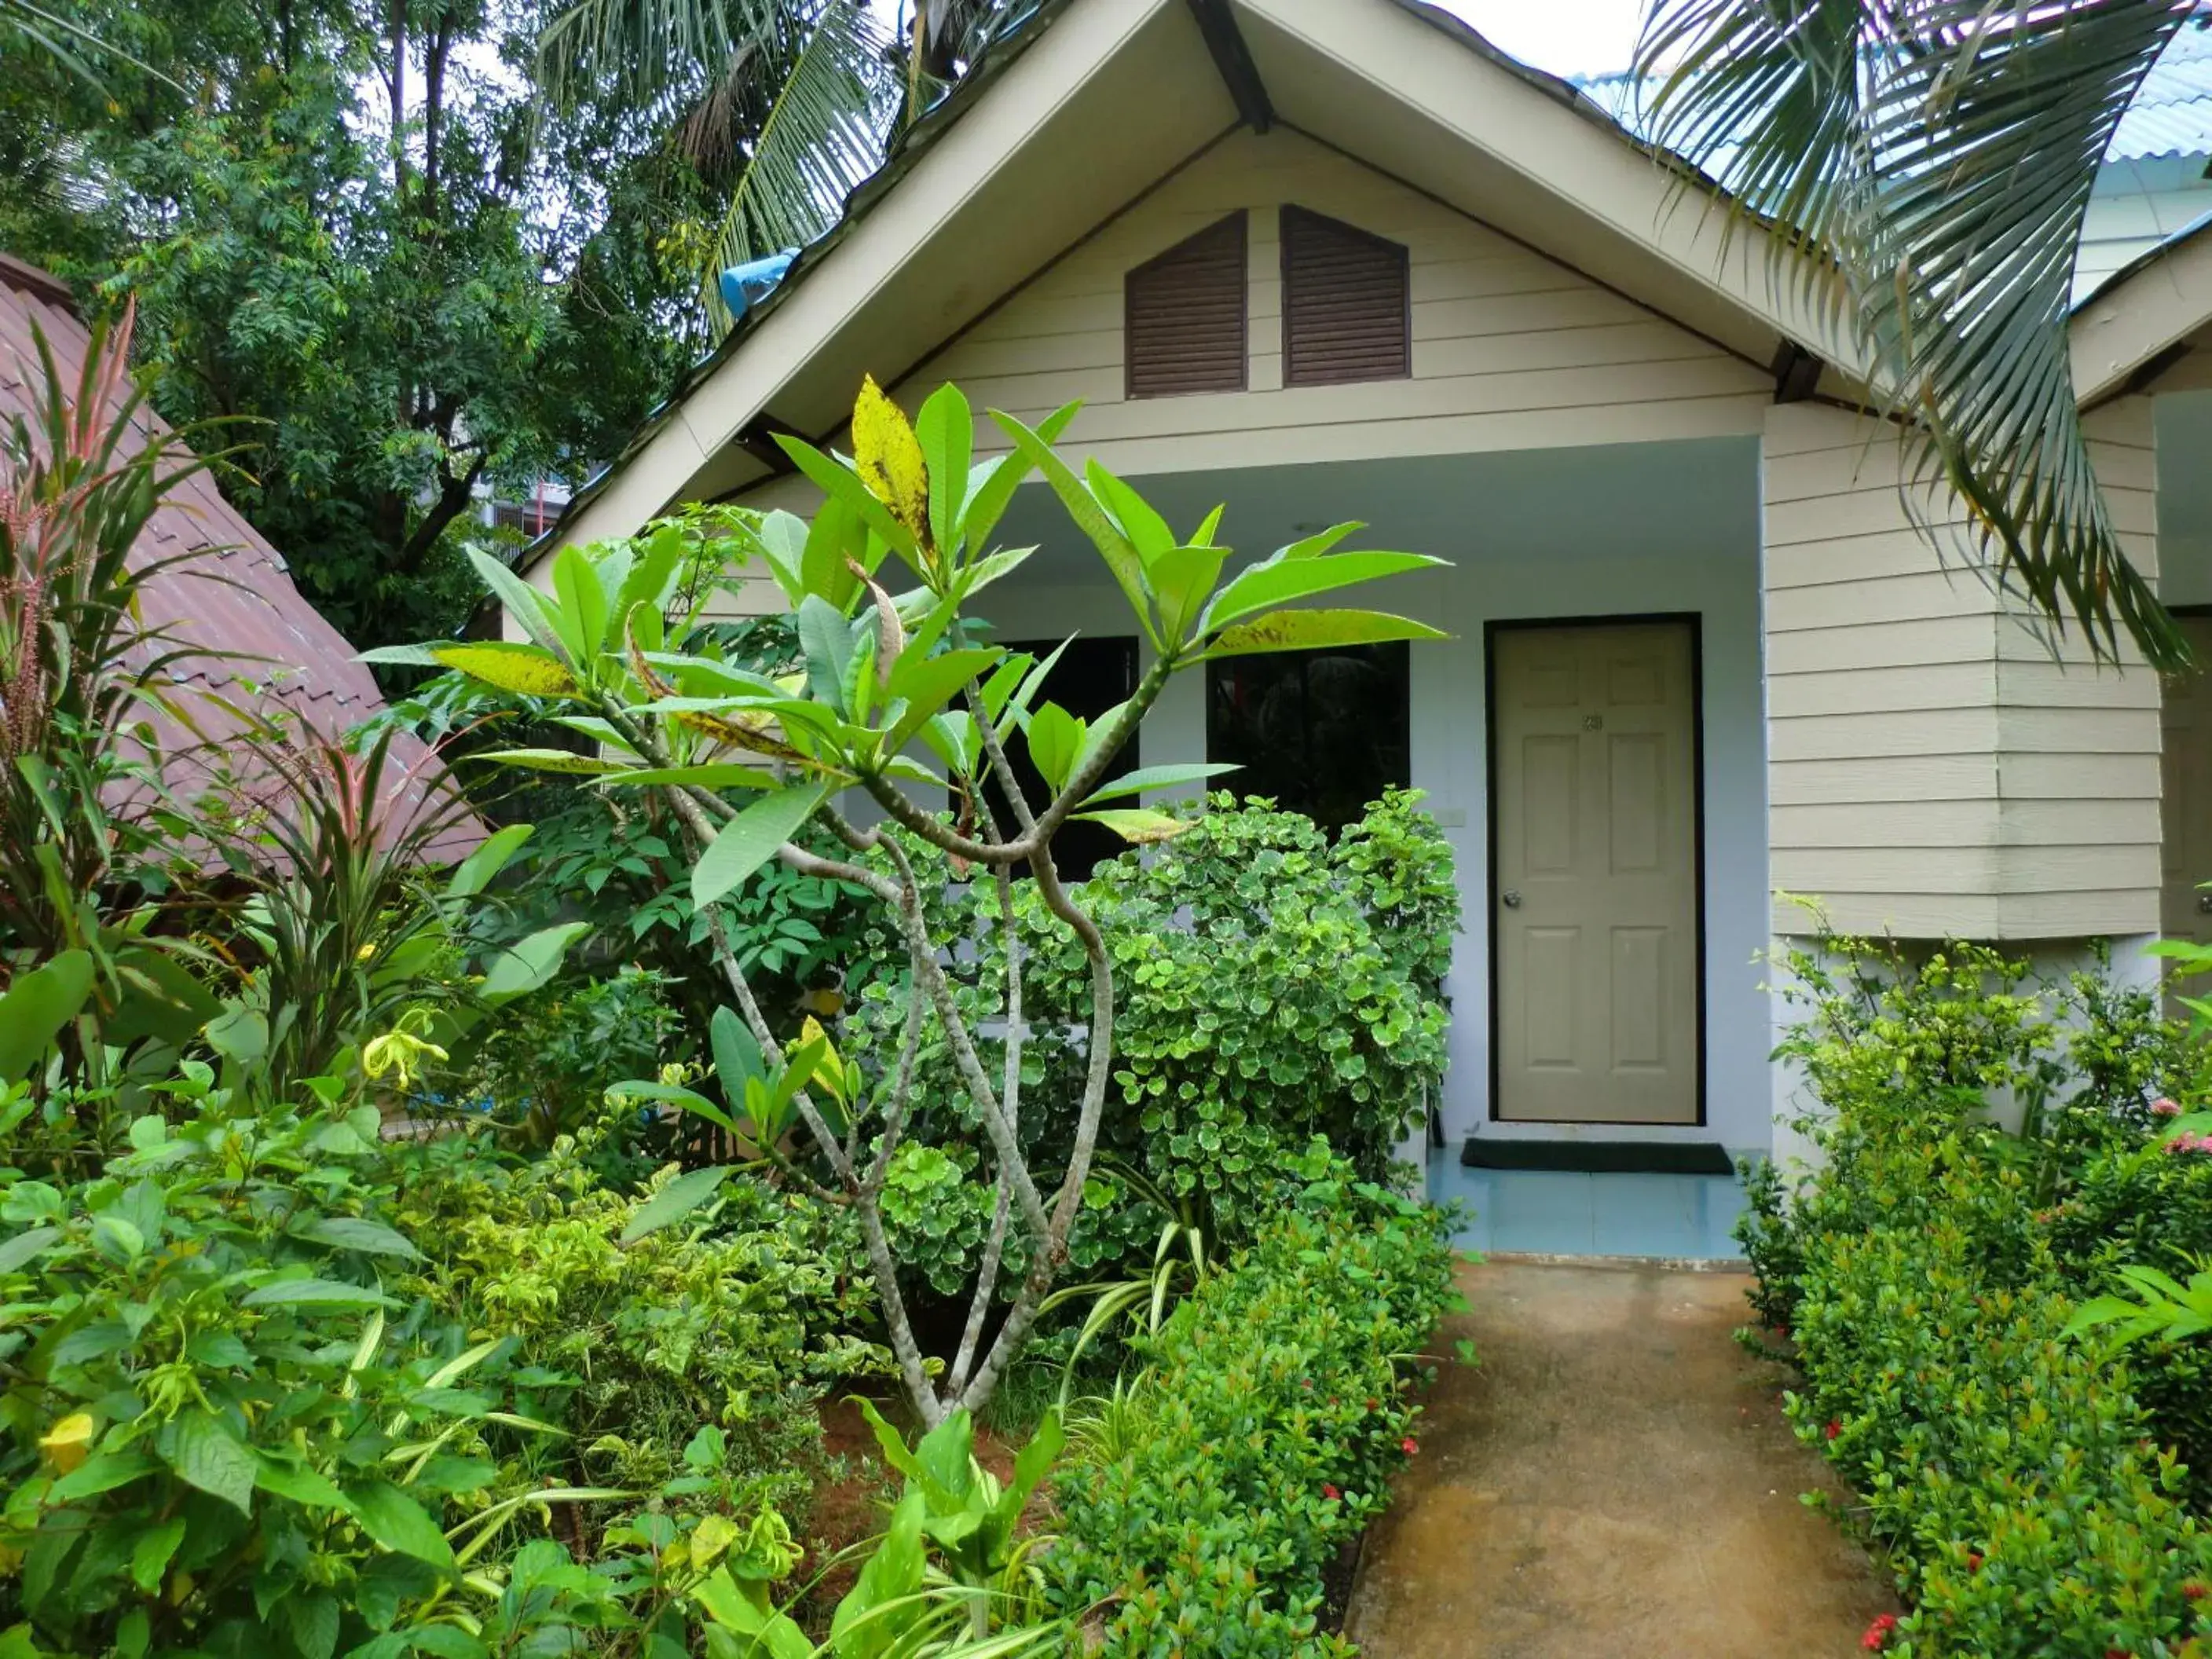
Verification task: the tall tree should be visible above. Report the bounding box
[1639,1,2201,669]
[0,0,721,644]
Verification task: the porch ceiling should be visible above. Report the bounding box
[985,437,1762,587]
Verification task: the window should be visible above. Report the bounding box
[1280,206,1410,386]
[984,636,1141,881]
[1125,212,1248,398]
[1206,643,1410,835]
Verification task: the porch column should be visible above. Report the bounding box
[1760,399,2162,943]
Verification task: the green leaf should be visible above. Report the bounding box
[712,1007,765,1098]
[775,435,917,570]
[465,544,568,661]
[167,1410,257,1515]
[692,784,833,908]
[291,1216,422,1260]
[479,922,590,1005]
[1200,609,1447,659]
[914,383,974,557]
[1023,703,1082,797]
[0,1226,59,1276]
[551,543,610,665]
[989,408,1154,645]
[964,401,1079,556]
[0,950,93,1082]
[1085,459,1177,562]
[1203,551,1443,634]
[257,1457,353,1511]
[797,593,855,709]
[882,647,1002,749]
[241,1278,399,1310]
[350,1480,457,1573]
[445,823,533,899]
[130,1518,187,1592]
[1077,764,1239,807]
[50,1451,161,1503]
[620,1166,734,1246]
[604,1080,737,1136]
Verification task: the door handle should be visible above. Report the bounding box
[2198,892,2212,915]
[1501,891,1522,909]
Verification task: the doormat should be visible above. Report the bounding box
[1460,1138,1736,1176]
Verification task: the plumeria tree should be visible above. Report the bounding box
[372,379,1446,1423]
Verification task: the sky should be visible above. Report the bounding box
[1429,0,1646,78]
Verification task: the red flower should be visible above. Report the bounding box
[1826,1419,1842,1441]
[2107,1650,2133,1659]
[1365,1399,1379,1412]
[1401,1437,1419,1456]
[1321,1484,1341,1501]
[1862,1613,1898,1650]
[2186,1580,2209,1602]
[1967,1551,1983,1573]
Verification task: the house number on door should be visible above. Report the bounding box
[1582,714,1603,731]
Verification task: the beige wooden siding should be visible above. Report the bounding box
[1763,399,2162,939]
[890,127,1770,476]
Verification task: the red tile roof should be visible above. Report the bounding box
[0,253,478,860]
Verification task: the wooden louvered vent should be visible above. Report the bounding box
[1125,211,1247,398]
[1280,206,1410,386]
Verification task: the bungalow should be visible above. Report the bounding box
[522,0,2212,1166]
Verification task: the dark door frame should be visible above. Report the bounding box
[1481,612,1709,1128]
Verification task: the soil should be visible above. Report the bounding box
[794,1392,1046,1623]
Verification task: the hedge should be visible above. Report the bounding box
[1047,1158,1459,1656]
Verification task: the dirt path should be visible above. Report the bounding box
[1343,1260,1895,1658]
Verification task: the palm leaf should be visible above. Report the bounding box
[1639,1,2199,671]
[701,0,892,331]
[533,0,893,335]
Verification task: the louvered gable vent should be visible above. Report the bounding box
[1280,206,1409,386]
[1125,211,1247,399]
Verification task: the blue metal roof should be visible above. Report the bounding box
[1571,27,2212,166]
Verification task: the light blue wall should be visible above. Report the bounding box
[976,437,1773,1154]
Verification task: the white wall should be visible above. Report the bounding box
[973,437,1773,1155]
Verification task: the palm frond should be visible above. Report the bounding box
[701,0,892,331]
[1640,1,2199,670]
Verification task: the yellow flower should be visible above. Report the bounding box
[356,943,377,962]
[39,1412,94,1474]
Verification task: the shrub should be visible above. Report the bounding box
[1046,1145,1459,1656]
[1752,934,2212,1656]
[386,1119,889,1503]
[840,791,1458,1309]
[0,1091,580,1658]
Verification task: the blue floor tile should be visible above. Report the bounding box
[1425,1151,1749,1262]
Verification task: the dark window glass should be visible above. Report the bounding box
[984,636,1140,881]
[1206,643,1410,835]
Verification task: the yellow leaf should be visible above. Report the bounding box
[851,375,931,548]
[1081,809,1194,846]
[429,643,579,698]
[674,709,806,764]
[40,1412,94,1474]
[691,1513,740,1569]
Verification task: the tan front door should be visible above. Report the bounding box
[2161,614,2212,959]
[1492,620,1701,1125]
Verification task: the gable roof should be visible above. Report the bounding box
[531,0,1855,563]
[0,255,472,857]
